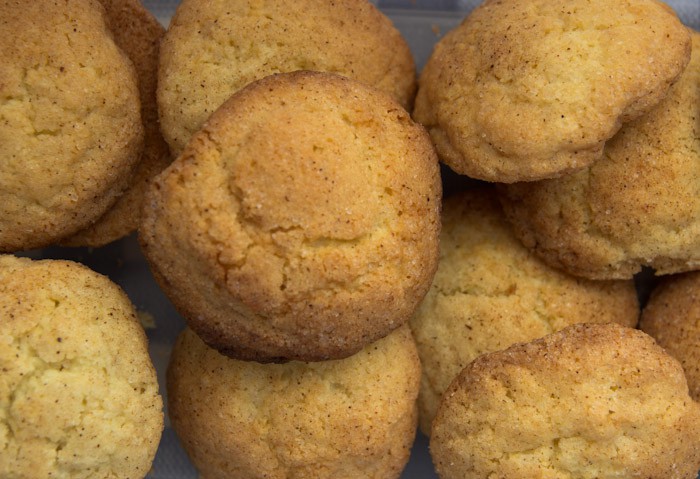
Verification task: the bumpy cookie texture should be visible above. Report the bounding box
[168,326,420,479]
[0,256,163,479]
[431,323,700,479]
[640,271,700,402]
[413,0,691,182]
[158,0,416,156]
[141,71,441,362]
[0,0,143,252]
[501,29,700,279]
[65,0,170,247]
[409,188,638,435]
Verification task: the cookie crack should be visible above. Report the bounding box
[433,280,517,299]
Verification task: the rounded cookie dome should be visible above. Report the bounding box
[158,0,416,156]
[500,29,700,279]
[431,323,700,479]
[141,71,440,362]
[167,325,420,479]
[414,0,690,182]
[0,0,143,252]
[0,255,163,479]
[410,188,639,435]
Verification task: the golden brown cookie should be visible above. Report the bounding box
[500,29,700,279]
[409,188,639,435]
[0,255,163,478]
[640,271,700,401]
[168,325,420,479]
[64,0,170,247]
[141,71,441,362]
[431,323,700,479]
[414,0,691,182]
[158,0,416,156]
[0,0,143,252]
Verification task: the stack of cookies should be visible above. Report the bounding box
[412,1,700,478]
[0,2,168,477]
[0,0,171,252]
[2,0,700,478]
[140,1,441,477]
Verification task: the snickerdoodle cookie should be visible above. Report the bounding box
[431,323,700,479]
[413,0,691,182]
[0,255,163,478]
[158,0,416,156]
[167,325,420,479]
[65,0,170,247]
[409,188,638,435]
[0,0,143,252]
[141,71,441,362]
[640,271,700,401]
[500,29,700,279]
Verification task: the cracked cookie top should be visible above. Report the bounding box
[431,323,700,479]
[167,325,419,479]
[409,188,638,436]
[0,255,163,479]
[500,29,700,280]
[413,0,691,182]
[140,71,441,362]
[64,0,170,247]
[157,0,416,157]
[0,0,144,252]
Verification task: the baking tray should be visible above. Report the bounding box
[22,0,700,477]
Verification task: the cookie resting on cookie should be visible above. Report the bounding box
[500,29,700,279]
[431,323,700,479]
[410,188,638,435]
[0,0,143,252]
[414,0,690,182]
[158,0,416,156]
[64,0,170,247]
[141,71,441,362]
